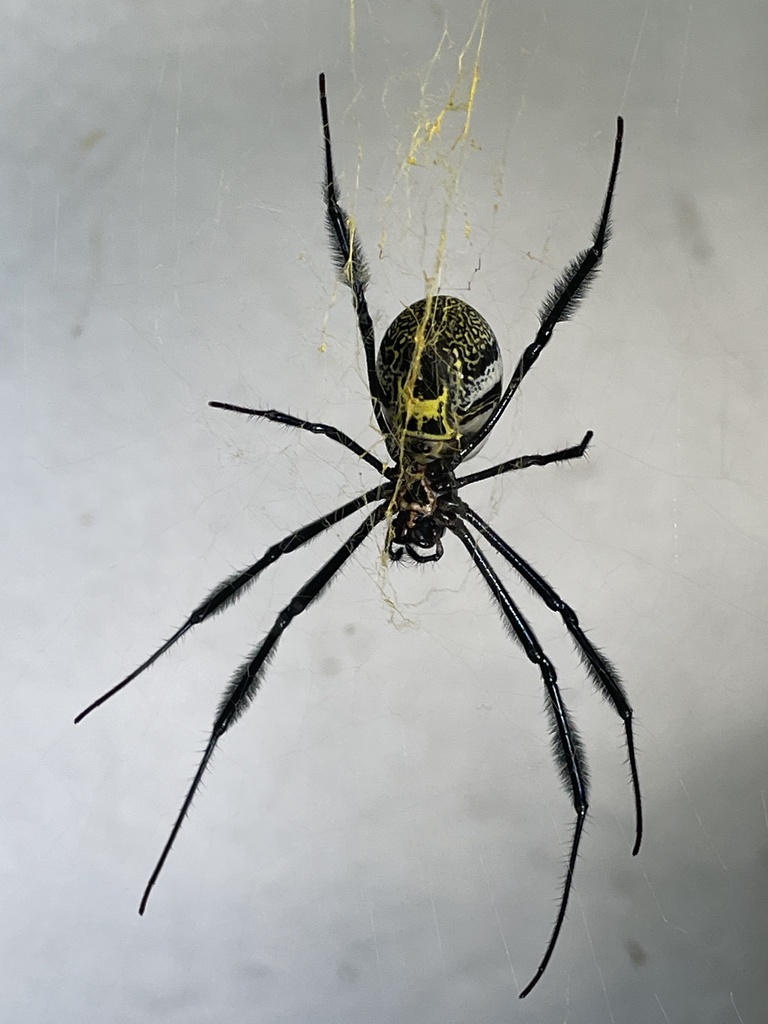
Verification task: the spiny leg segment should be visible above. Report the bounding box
[463,117,624,461]
[137,502,387,914]
[74,483,390,725]
[450,519,589,999]
[318,73,390,445]
[459,502,642,857]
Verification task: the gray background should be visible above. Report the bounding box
[2,1,766,1021]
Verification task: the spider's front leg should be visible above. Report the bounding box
[137,502,389,914]
[458,501,643,856]
[450,519,590,999]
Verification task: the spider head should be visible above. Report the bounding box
[389,508,445,563]
[386,468,452,563]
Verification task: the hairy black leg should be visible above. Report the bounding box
[208,401,389,475]
[463,118,624,460]
[318,73,390,445]
[456,431,593,490]
[75,483,391,724]
[459,503,642,856]
[450,519,589,999]
[137,502,387,914]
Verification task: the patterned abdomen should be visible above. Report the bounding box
[376,295,503,463]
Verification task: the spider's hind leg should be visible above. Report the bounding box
[317,73,390,444]
[461,117,624,461]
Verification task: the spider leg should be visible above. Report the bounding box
[458,503,642,857]
[463,118,624,460]
[318,73,391,445]
[138,501,387,914]
[450,519,589,998]
[75,483,391,723]
[209,401,389,475]
[456,431,593,490]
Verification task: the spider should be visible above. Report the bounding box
[77,74,642,998]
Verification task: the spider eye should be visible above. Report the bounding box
[412,518,440,547]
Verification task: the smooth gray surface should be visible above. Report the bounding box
[3,1,766,1021]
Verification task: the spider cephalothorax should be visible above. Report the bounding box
[387,462,456,563]
[78,74,641,999]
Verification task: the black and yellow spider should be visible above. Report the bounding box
[77,74,642,998]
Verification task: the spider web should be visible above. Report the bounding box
[6,0,766,1021]
[341,2,501,619]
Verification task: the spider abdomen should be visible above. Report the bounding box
[377,295,502,464]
